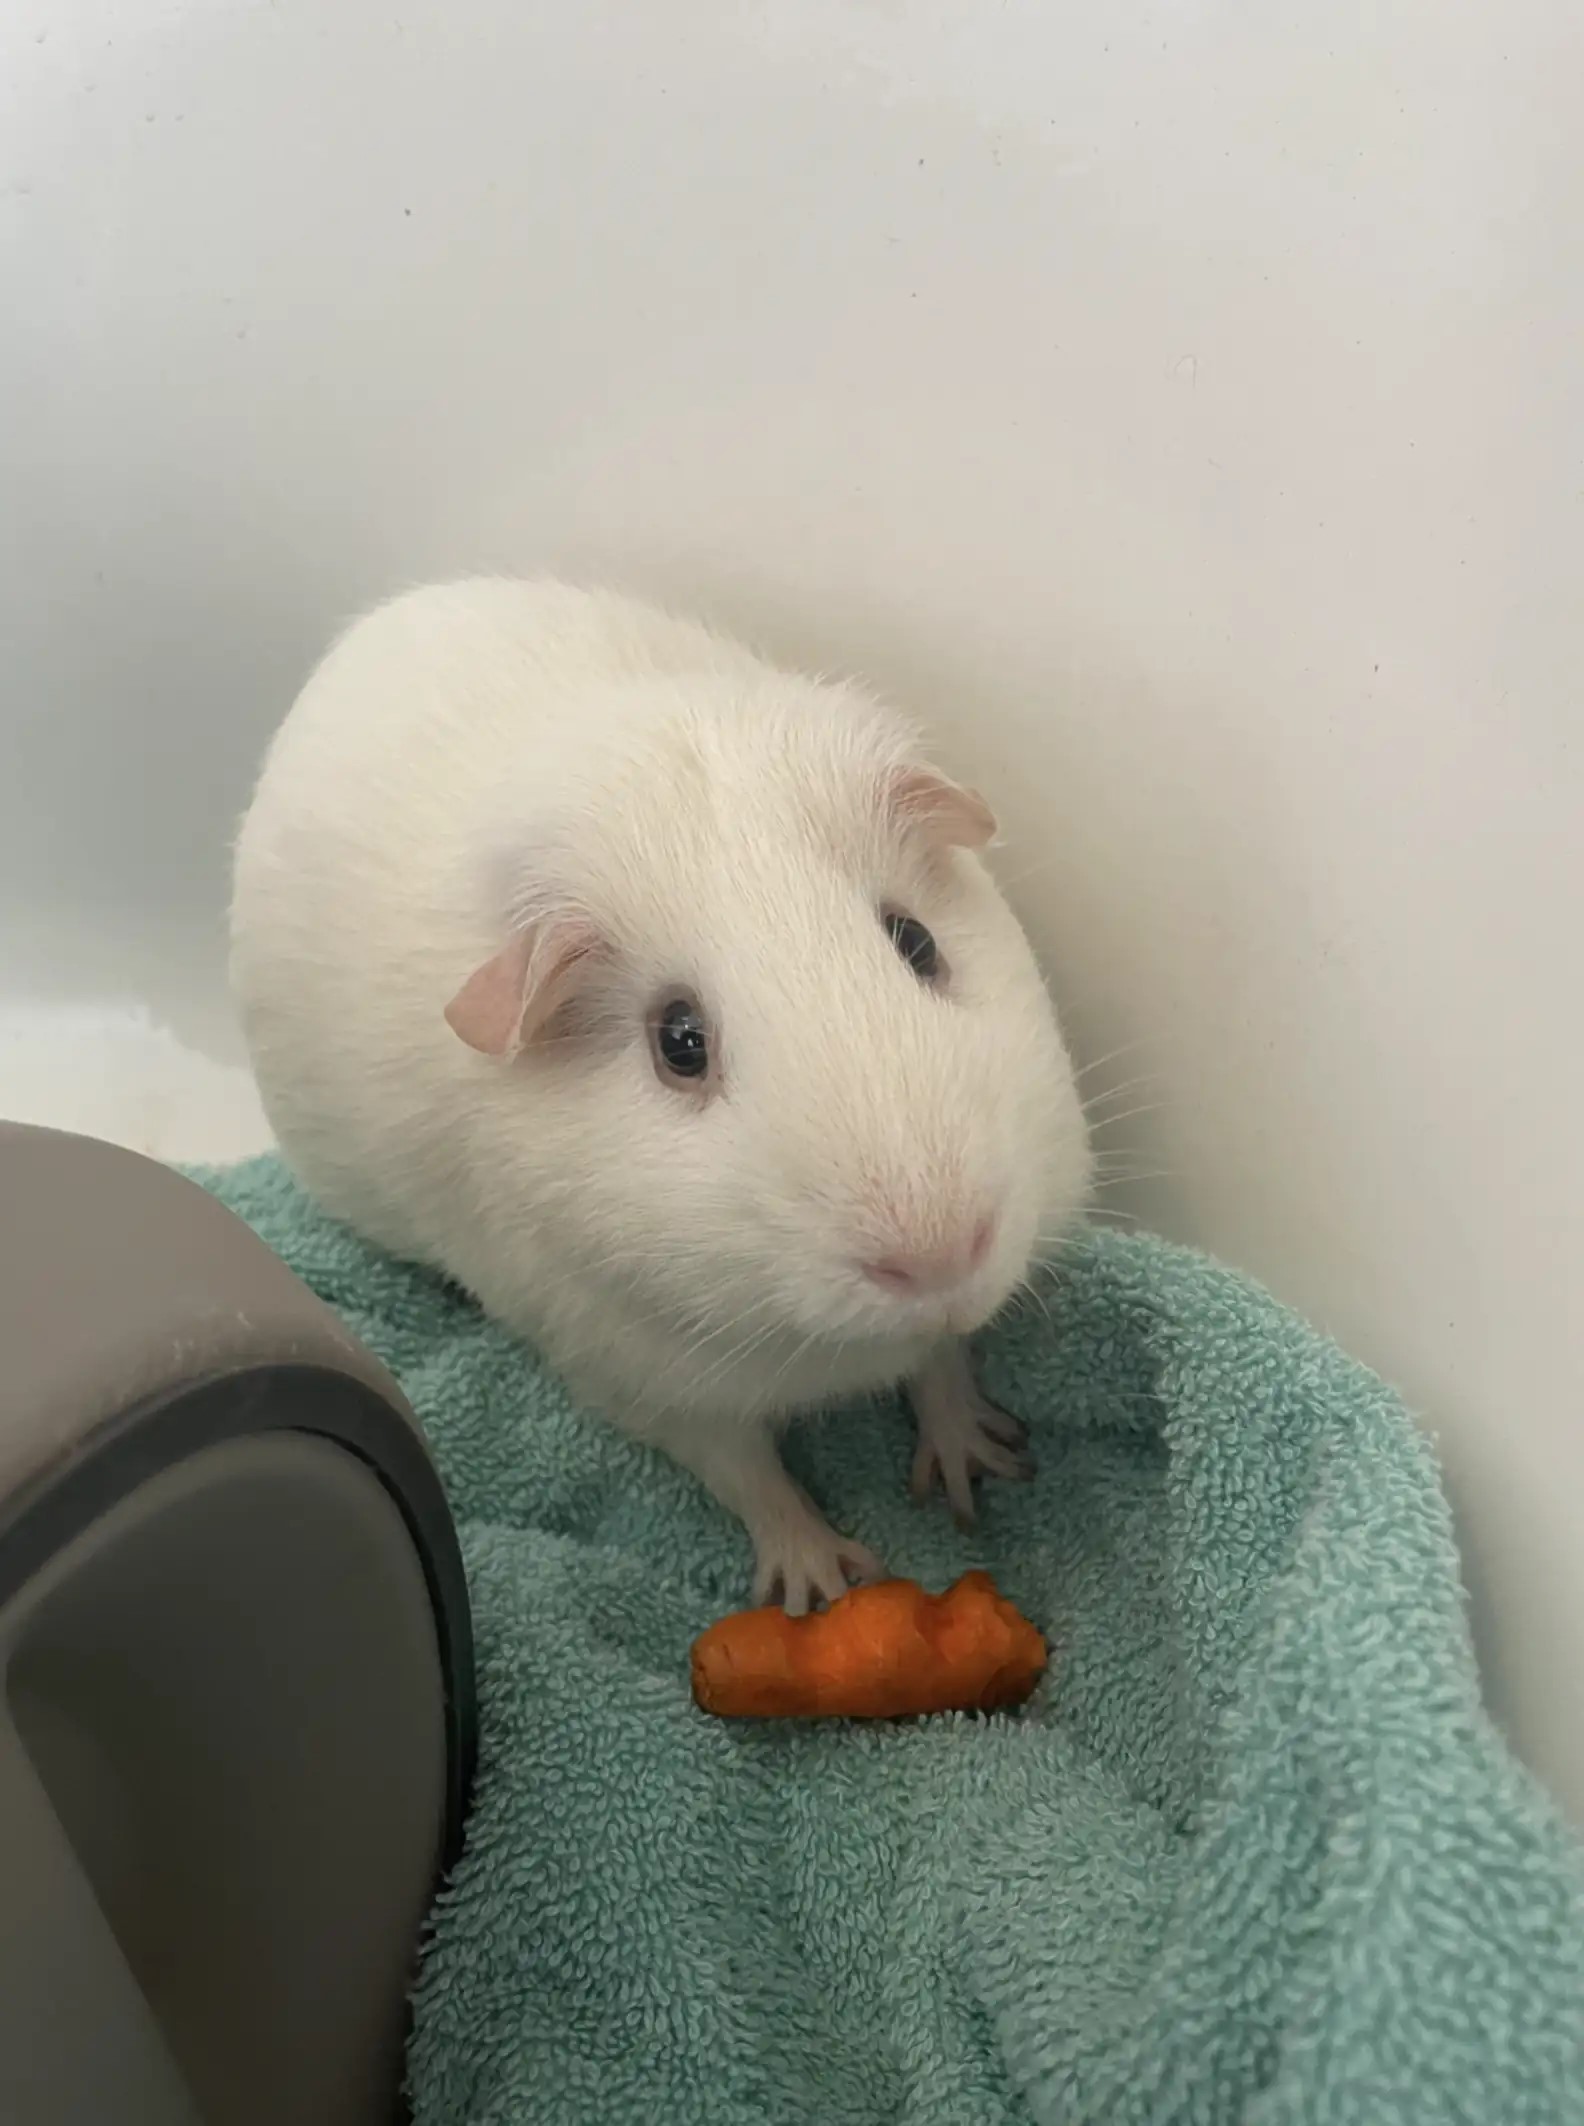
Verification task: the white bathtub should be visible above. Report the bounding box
[3,0,1579,1820]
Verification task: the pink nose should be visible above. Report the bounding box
[862,1216,995,1297]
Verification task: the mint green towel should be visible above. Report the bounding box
[197,1156,1583,2123]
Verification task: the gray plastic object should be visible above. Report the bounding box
[0,1122,475,2126]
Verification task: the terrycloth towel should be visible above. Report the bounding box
[195,1156,1584,2124]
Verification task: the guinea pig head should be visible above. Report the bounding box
[443,703,1092,1357]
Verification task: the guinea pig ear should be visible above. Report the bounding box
[444,912,602,1057]
[886,764,998,852]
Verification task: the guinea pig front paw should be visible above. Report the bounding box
[907,1346,1035,1532]
[750,1518,883,1618]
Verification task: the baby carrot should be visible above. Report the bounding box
[690,1570,1047,1720]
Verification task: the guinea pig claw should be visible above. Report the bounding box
[909,1442,975,1527]
[909,1417,1036,1528]
[974,1447,1037,1483]
[752,1525,882,1617]
[978,1402,1029,1451]
[908,1445,943,1506]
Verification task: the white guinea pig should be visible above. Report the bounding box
[232,579,1091,1610]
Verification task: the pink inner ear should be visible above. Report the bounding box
[444,915,601,1057]
[888,764,998,851]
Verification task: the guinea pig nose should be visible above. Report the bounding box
[862,1216,995,1297]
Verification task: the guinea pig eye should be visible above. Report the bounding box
[883,911,942,984]
[651,995,710,1084]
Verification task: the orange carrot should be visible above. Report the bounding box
[690,1570,1047,1721]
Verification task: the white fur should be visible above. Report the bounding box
[232,579,1090,1608]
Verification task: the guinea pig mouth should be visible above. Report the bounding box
[946,1287,1013,1337]
[850,1206,1020,1331]
[857,1212,996,1297]
[851,1266,1011,1341]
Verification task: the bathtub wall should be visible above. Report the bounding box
[3,1,1580,1815]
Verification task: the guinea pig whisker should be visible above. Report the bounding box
[1086,1102,1163,1134]
[679,1296,776,1348]
[1080,1073,1160,1117]
[988,852,1061,893]
[521,1252,665,1302]
[677,1295,783,1370]
[684,1309,796,1403]
[1015,1280,1056,1327]
[752,1329,824,1412]
[682,1338,782,1413]
[1071,1038,1153,1085]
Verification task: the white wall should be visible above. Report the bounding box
[3,2,1580,1817]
